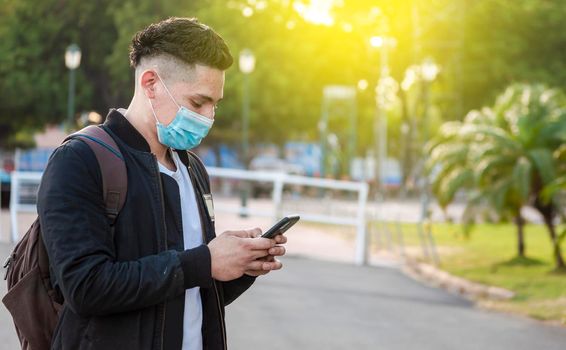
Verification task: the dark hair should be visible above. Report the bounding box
[129,17,233,70]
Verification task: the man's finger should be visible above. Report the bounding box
[249,227,262,238]
[246,258,282,271]
[226,228,260,239]
[241,227,262,238]
[246,260,266,271]
[244,237,275,250]
[268,246,286,257]
[262,259,282,271]
[274,234,287,244]
[254,255,276,262]
[251,249,270,260]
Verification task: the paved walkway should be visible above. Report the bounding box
[228,256,566,350]
[0,210,565,349]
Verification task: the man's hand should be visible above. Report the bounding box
[245,231,288,278]
[208,228,283,281]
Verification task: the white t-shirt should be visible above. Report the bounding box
[158,150,204,350]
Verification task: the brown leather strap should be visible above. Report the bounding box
[65,125,127,224]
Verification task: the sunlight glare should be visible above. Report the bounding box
[293,0,337,26]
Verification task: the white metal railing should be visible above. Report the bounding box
[207,167,370,265]
[9,168,371,265]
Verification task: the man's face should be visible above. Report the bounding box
[149,64,225,125]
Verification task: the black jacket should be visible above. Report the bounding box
[37,110,255,350]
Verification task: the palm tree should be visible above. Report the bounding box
[428,110,529,257]
[542,144,566,266]
[428,84,566,270]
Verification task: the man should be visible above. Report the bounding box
[37,17,286,350]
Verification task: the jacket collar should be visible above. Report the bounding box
[176,149,190,166]
[103,109,151,152]
[103,109,192,168]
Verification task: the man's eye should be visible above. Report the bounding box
[191,101,203,108]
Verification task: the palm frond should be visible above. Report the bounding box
[437,168,474,208]
[541,176,566,203]
[474,154,515,180]
[511,157,532,203]
[459,124,521,152]
[528,148,557,185]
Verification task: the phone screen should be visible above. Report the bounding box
[261,215,300,239]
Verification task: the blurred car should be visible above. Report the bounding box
[0,157,14,208]
[249,156,305,197]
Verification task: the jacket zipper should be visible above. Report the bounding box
[186,159,227,350]
[153,154,169,350]
[212,281,228,350]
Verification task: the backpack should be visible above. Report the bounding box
[2,125,127,350]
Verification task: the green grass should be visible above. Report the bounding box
[387,222,566,325]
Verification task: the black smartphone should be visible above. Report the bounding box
[261,215,300,239]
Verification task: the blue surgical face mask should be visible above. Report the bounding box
[148,73,214,150]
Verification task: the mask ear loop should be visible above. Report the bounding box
[147,70,180,124]
[154,71,181,109]
[147,98,160,124]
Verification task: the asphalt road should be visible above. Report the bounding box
[227,256,566,350]
[0,244,565,349]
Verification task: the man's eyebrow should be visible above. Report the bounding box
[189,94,223,103]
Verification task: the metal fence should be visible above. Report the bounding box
[207,167,370,265]
[9,169,372,265]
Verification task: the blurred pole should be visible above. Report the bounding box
[420,77,430,223]
[421,79,440,266]
[67,69,76,127]
[319,97,329,178]
[376,43,387,199]
[379,107,387,194]
[371,37,390,200]
[418,58,440,265]
[348,97,357,180]
[240,72,250,217]
[65,44,81,129]
[399,122,409,199]
[239,49,255,218]
[416,82,432,266]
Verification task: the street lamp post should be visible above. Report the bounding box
[65,44,81,129]
[370,36,396,199]
[419,57,440,265]
[401,65,419,197]
[419,58,439,218]
[239,49,255,217]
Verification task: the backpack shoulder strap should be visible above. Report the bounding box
[64,125,127,224]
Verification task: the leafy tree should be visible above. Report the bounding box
[2,0,566,179]
[429,84,566,270]
[0,0,118,147]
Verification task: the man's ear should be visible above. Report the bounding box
[140,69,158,99]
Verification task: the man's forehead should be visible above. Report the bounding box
[177,66,224,101]
[192,93,223,103]
[191,64,225,82]
[178,85,224,102]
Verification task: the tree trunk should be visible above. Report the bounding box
[533,197,566,270]
[543,217,566,270]
[398,89,411,197]
[514,214,526,258]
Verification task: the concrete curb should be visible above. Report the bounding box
[402,259,515,301]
